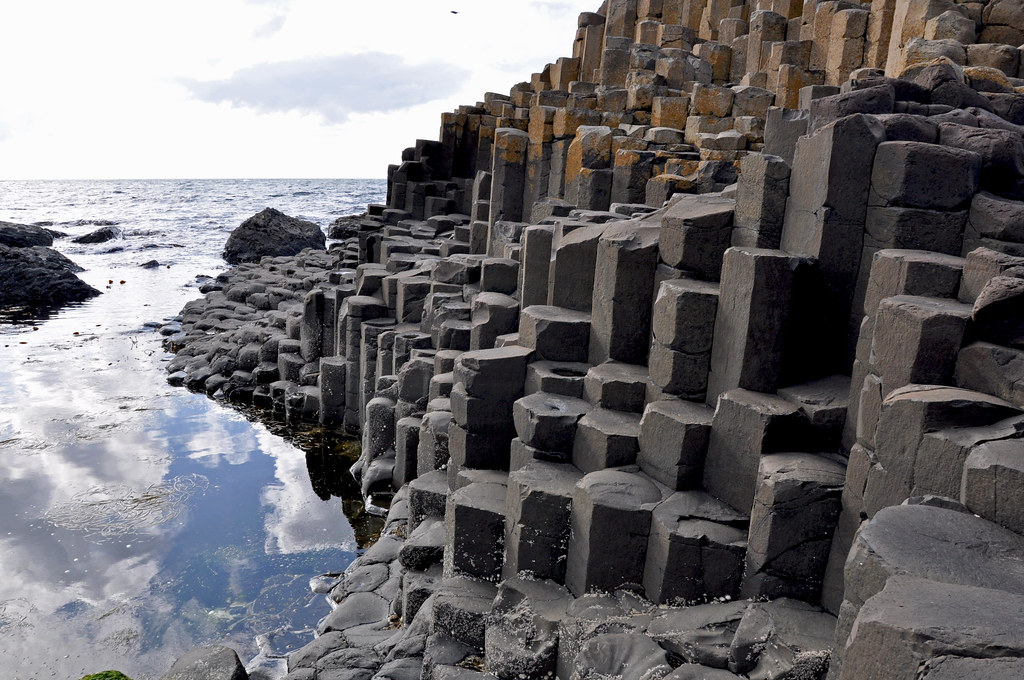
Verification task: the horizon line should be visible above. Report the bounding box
[0,176,388,182]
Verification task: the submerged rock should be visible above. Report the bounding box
[0,244,100,310]
[159,645,248,680]
[223,208,325,264]
[0,220,54,247]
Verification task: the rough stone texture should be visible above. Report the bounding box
[637,398,713,490]
[223,208,326,264]
[159,7,1024,680]
[702,388,806,514]
[742,453,846,602]
[565,470,663,596]
[643,489,747,604]
[0,244,100,309]
[0,220,54,247]
[160,645,248,680]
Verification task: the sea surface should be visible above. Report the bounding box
[0,179,387,679]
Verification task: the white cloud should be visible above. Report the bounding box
[0,0,599,179]
[183,53,470,123]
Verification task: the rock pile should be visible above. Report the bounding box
[161,1,1024,679]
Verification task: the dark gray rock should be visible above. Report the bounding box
[938,123,1024,193]
[840,576,1024,680]
[643,490,747,604]
[160,645,248,680]
[647,600,749,669]
[868,141,982,210]
[955,342,1024,408]
[873,113,938,143]
[484,577,573,680]
[223,208,326,264]
[318,591,390,634]
[727,598,834,678]
[72,225,122,244]
[571,633,673,680]
[809,84,895,132]
[0,220,54,247]
[0,244,100,310]
[329,215,363,239]
[566,470,664,596]
[971,275,1024,347]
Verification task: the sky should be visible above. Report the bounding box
[0,0,599,180]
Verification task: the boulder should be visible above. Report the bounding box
[0,220,53,247]
[223,207,326,264]
[0,244,100,310]
[72,225,122,244]
[160,645,248,680]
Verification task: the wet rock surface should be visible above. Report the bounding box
[0,244,100,310]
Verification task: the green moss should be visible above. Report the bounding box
[81,672,132,680]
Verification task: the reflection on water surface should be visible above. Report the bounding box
[0,262,372,680]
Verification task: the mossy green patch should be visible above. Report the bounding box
[81,672,132,680]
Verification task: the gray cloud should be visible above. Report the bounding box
[183,53,470,123]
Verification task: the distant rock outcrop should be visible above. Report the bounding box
[0,220,54,248]
[72,225,122,244]
[0,244,100,310]
[222,208,325,264]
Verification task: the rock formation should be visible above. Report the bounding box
[161,1,1024,679]
[222,207,327,264]
[0,243,100,311]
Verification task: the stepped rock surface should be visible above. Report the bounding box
[158,1,1024,679]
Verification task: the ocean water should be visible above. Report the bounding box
[0,179,386,679]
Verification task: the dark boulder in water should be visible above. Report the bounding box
[73,225,122,244]
[160,645,248,680]
[0,244,100,310]
[0,220,54,248]
[222,207,325,264]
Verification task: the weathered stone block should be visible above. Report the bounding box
[518,305,592,363]
[702,389,806,513]
[572,407,643,473]
[583,361,649,413]
[504,461,582,582]
[638,398,714,490]
[565,470,664,596]
[741,453,845,602]
[643,489,748,605]
[524,360,590,399]
[658,194,736,280]
[870,295,972,396]
[868,141,982,211]
[549,225,606,312]
[443,480,508,580]
[733,153,790,249]
[705,248,807,404]
[513,391,591,452]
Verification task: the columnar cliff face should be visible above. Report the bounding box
[163,2,1024,679]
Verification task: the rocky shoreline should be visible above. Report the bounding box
[155,1,1024,679]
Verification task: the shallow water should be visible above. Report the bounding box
[0,179,385,679]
